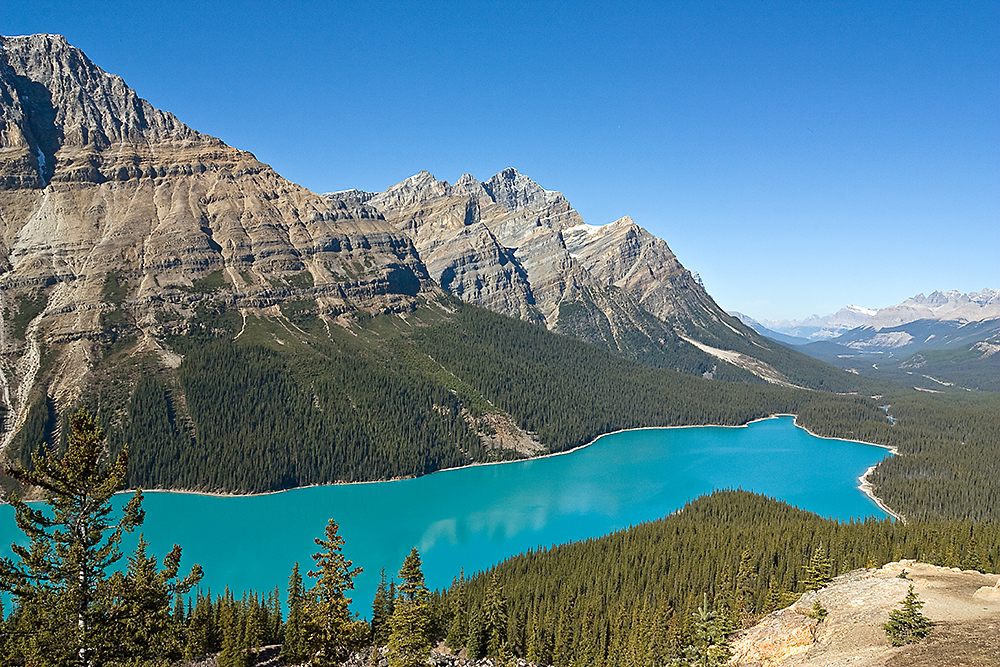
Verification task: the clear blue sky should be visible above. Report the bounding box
[4,1,997,320]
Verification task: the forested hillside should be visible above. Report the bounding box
[434,490,1000,667]
[9,298,892,494]
[8,296,999,525]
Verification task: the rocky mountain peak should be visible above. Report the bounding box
[368,170,451,209]
[1,33,209,151]
[866,288,1000,330]
[482,167,562,212]
[360,166,766,380]
[451,172,489,199]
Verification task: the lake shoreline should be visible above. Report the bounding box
[788,417,903,522]
[134,415,795,499]
[129,414,901,522]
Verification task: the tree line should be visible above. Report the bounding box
[0,409,437,667]
[12,299,999,524]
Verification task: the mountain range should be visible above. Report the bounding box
[735,289,1000,391]
[749,289,1000,344]
[0,33,894,492]
[328,170,767,375]
[752,305,878,342]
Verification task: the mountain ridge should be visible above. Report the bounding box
[759,289,1000,343]
[0,32,437,447]
[329,169,860,390]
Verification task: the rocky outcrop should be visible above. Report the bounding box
[336,168,750,369]
[0,34,434,441]
[730,561,1000,667]
[344,171,541,323]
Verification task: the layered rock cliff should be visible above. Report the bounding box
[0,33,867,472]
[330,169,791,380]
[341,168,721,332]
[0,34,433,443]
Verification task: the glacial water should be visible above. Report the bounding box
[0,416,889,612]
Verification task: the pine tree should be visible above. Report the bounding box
[552,591,575,667]
[184,593,214,659]
[444,571,467,651]
[802,545,833,591]
[0,408,148,665]
[882,585,932,646]
[481,571,509,659]
[525,604,545,665]
[762,579,784,614]
[387,548,431,667]
[371,568,394,647]
[105,535,202,663]
[305,519,363,667]
[465,606,485,660]
[678,594,731,666]
[267,586,283,647]
[244,592,265,661]
[805,598,827,622]
[218,589,248,667]
[282,563,310,664]
[733,549,758,621]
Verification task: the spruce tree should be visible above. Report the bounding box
[678,594,731,667]
[281,563,310,664]
[306,519,363,666]
[481,571,509,659]
[267,586,283,647]
[882,585,932,646]
[244,593,265,661]
[371,568,394,647]
[444,571,466,651]
[802,545,833,591]
[387,548,430,667]
[105,535,202,663]
[0,408,175,665]
[465,606,485,660]
[217,590,248,667]
[733,549,758,620]
[184,593,214,659]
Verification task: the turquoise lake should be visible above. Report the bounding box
[0,416,889,613]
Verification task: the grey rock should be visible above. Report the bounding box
[364,168,738,363]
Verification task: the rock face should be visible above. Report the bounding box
[0,34,432,442]
[730,561,1000,667]
[331,169,749,368]
[864,289,1000,330]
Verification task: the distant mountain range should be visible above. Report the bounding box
[754,305,878,342]
[734,289,1000,391]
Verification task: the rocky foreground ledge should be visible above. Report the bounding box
[730,560,1000,667]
